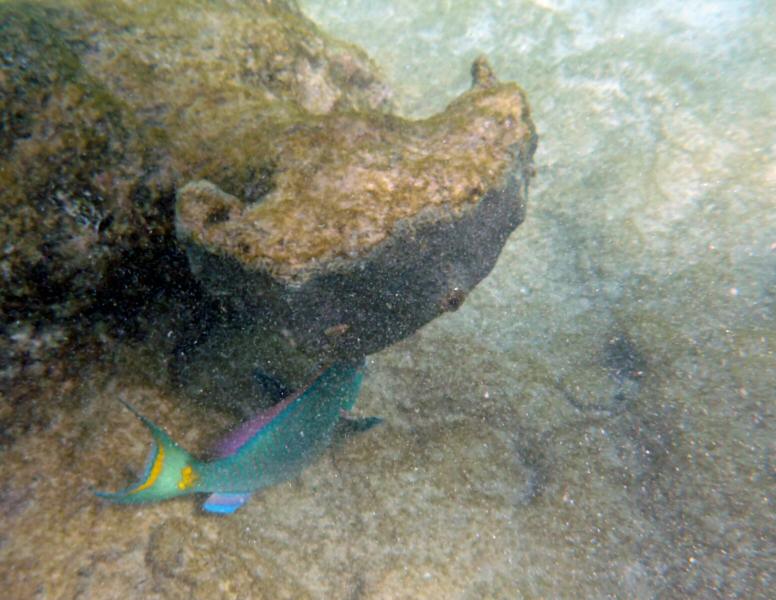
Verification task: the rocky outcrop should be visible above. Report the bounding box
[175,57,537,396]
[1,0,536,407]
[0,0,393,389]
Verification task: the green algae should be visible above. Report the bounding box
[0,2,163,326]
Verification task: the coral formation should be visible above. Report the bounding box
[176,57,535,393]
[0,0,396,393]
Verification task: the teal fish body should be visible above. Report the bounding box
[197,363,364,492]
[96,363,378,514]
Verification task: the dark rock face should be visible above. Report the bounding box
[175,58,537,394]
[0,5,157,322]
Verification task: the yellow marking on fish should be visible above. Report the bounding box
[178,465,198,491]
[130,443,164,494]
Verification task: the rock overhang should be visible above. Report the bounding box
[176,65,536,285]
[173,57,537,385]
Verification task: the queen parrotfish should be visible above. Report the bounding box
[96,362,381,514]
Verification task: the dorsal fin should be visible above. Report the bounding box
[209,388,305,458]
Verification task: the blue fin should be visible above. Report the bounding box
[202,492,252,514]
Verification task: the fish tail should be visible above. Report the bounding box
[95,400,201,504]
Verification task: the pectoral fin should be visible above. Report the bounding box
[202,492,252,514]
[335,410,383,436]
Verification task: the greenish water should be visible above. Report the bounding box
[299,1,774,597]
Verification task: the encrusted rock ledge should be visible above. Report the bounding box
[176,57,537,393]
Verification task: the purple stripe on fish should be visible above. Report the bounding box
[210,389,303,458]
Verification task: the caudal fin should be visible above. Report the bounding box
[95,400,200,505]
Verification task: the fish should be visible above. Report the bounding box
[96,362,381,514]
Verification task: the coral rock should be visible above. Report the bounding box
[175,58,537,389]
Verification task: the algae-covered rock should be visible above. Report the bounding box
[0,3,176,392]
[1,0,535,401]
[0,4,167,323]
[0,0,394,392]
[176,57,536,393]
[70,0,393,198]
